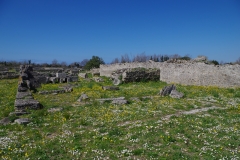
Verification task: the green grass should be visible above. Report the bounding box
[0,78,240,159]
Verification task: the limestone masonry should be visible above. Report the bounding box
[100,61,240,88]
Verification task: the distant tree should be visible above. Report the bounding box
[170,54,181,59]
[121,54,131,63]
[163,55,169,61]
[235,57,240,64]
[133,52,147,62]
[84,56,105,70]
[179,55,191,61]
[211,60,219,65]
[28,60,31,65]
[80,59,89,67]
[52,59,58,67]
[60,61,67,67]
[111,58,120,64]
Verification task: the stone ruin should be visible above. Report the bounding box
[100,56,240,88]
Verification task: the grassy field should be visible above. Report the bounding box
[0,77,239,159]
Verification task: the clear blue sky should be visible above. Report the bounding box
[0,0,239,64]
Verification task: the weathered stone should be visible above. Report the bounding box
[160,85,184,98]
[64,86,73,92]
[14,118,30,125]
[16,91,32,99]
[113,78,121,85]
[49,77,58,83]
[94,77,104,82]
[102,86,119,90]
[38,91,49,94]
[96,97,125,103]
[122,68,160,83]
[100,60,240,88]
[15,99,43,110]
[170,90,184,98]
[56,72,66,78]
[9,110,29,116]
[78,73,88,79]
[0,117,11,125]
[91,68,100,76]
[21,73,28,80]
[77,93,89,102]
[130,97,141,102]
[111,99,128,105]
[35,76,48,84]
[193,56,207,62]
[160,85,176,96]
[70,76,78,82]
[18,86,28,92]
[48,107,63,113]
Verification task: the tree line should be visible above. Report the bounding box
[1,54,240,71]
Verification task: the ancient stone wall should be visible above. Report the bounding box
[122,68,160,82]
[100,62,240,88]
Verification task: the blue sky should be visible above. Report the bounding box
[0,0,239,64]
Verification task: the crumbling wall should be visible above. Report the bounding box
[100,61,160,77]
[159,63,240,88]
[100,62,240,88]
[122,68,160,82]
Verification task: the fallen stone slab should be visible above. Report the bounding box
[130,97,141,102]
[102,86,119,91]
[9,110,29,116]
[112,99,128,105]
[16,91,33,99]
[14,118,30,125]
[160,85,176,96]
[48,107,63,113]
[15,99,43,110]
[170,90,184,99]
[96,97,125,103]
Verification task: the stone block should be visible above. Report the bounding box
[56,72,66,78]
[15,99,43,110]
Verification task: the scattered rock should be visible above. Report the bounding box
[170,90,184,98]
[64,86,73,92]
[160,85,176,96]
[112,99,128,105]
[96,97,125,103]
[193,56,207,62]
[102,86,119,90]
[0,117,11,125]
[130,97,141,102]
[48,107,63,113]
[113,78,121,85]
[160,85,184,99]
[77,93,89,102]
[14,118,30,125]
[94,77,104,82]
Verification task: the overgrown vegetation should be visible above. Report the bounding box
[0,78,240,159]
